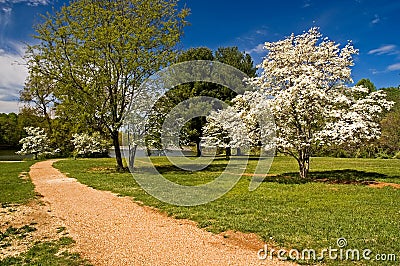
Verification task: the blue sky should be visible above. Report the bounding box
[0,0,399,113]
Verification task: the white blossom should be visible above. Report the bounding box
[16,127,52,159]
[246,27,392,178]
[71,132,110,157]
[202,90,275,154]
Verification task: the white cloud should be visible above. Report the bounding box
[368,45,398,55]
[235,26,269,47]
[387,63,400,71]
[2,7,11,13]
[0,100,20,113]
[371,14,380,24]
[0,0,49,6]
[246,43,265,55]
[0,5,12,32]
[302,0,311,8]
[255,29,267,35]
[0,42,28,113]
[369,68,380,75]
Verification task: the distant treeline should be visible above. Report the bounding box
[0,108,99,156]
[0,110,46,148]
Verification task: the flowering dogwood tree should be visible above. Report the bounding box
[71,132,110,158]
[247,27,393,178]
[202,106,247,158]
[16,127,52,159]
[202,91,275,157]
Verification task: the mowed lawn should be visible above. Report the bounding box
[0,161,36,205]
[0,161,91,266]
[54,157,400,265]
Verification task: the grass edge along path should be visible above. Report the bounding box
[54,157,400,265]
[0,161,90,265]
[0,161,36,205]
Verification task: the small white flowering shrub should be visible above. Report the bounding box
[16,127,52,159]
[202,91,273,154]
[71,132,110,158]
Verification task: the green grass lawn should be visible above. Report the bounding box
[0,161,90,265]
[0,161,36,205]
[54,156,400,265]
[0,227,90,266]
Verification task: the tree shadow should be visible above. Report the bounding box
[138,163,229,175]
[147,156,274,174]
[263,169,396,185]
[133,159,398,186]
[140,156,268,174]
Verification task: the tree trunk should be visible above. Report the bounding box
[45,113,53,135]
[111,130,124,170]
[225,146,231,159]
[195,140,201,157]
[297,154,310,179]
[128,143,137,170]
[146,146,152,156]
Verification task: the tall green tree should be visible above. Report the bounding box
[25,0,189,169]
[20,73,55,134]
[0,113,19,146]
[215,47,257,78]
[147,46,257,156]
[356,78,376,93]
[379,87,400,155]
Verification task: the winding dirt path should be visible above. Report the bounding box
[29,160,293,266]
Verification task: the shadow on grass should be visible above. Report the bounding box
[263,169,396,185]
[146,156,273,174]
[89,158,230,174]
[140,163,229,175]
[90,159,397,187]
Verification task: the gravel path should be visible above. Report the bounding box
[29,160,294,266]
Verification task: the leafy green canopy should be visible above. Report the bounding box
[25,0,189,168]
[145,47,257,155]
